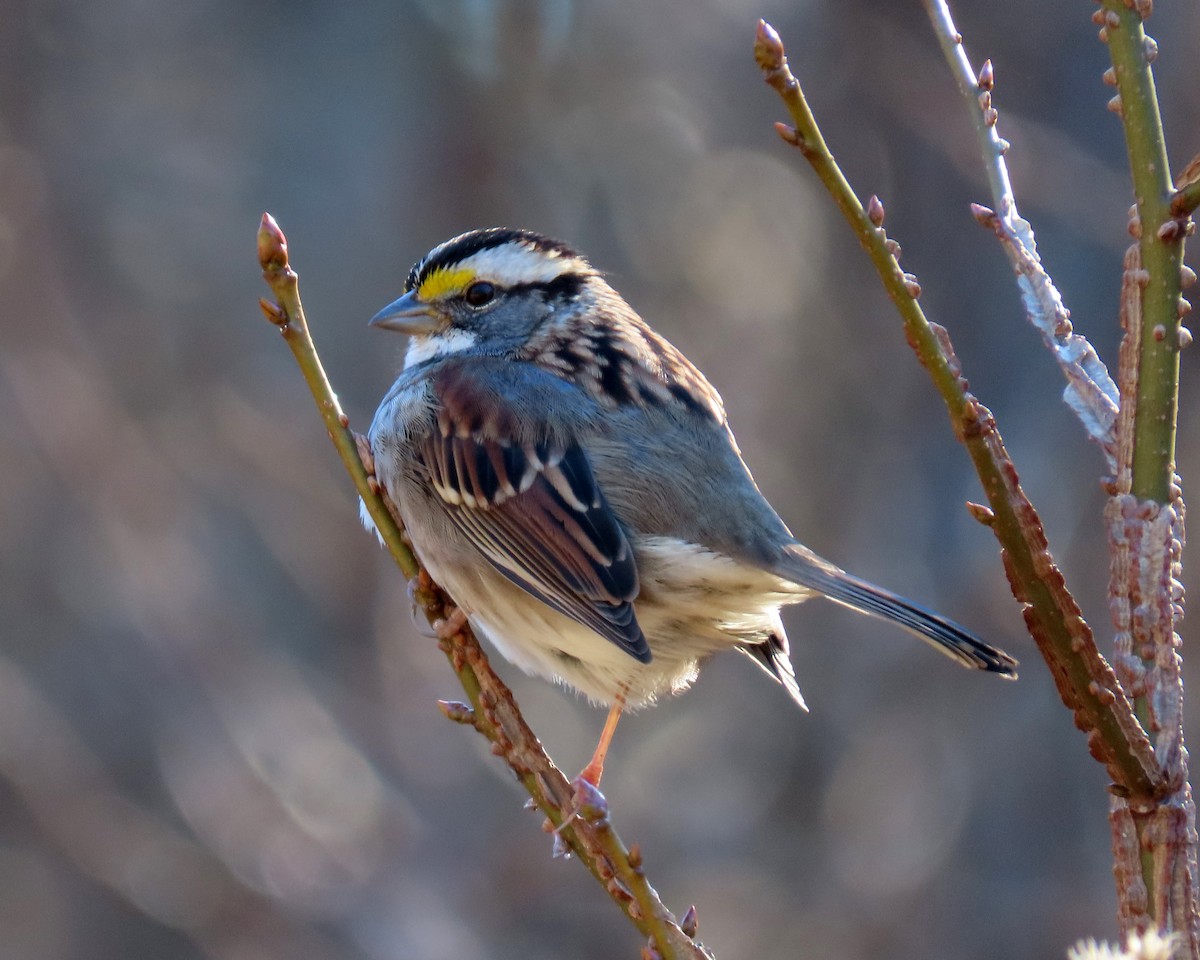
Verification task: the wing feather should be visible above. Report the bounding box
[417,373,649,663]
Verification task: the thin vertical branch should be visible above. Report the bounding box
[1096,1,1196,947]
[1097,0,1189,505]
[923,0,1120,464]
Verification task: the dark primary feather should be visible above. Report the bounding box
[775,544,1018,677]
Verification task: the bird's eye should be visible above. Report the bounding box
[463,281,496,307]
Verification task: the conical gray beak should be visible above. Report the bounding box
[369,291,441,334]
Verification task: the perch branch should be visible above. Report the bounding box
[256,214,710,960]
[753,22,1160,801]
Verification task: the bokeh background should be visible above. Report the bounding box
[3,1,1200,957]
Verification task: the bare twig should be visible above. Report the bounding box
[754,21,1160,801]
[1096,0,1189,505]
[256,215,710,960]
[923,0,1119,464]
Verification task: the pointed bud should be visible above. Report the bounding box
[1105,9,1121,27]
[997,138,1011,154]
[971,203,997,226]
[754,20,786,72]
[681,904,699,938]
[884,238,902,258]
[1178,298,1192,318]
[628,842,643,869]
[1179,326,1193,348]
[1135,0,1153,19]
[1181,265,1196,288]
[978,59,994,90]
[1098,26,1109,41]
[966,502,995,525]
[1103,67,1118,86]
[903,274,922,299]
[978,90,992,111]
[437,699,475,724]
[1158,219,1181,241]
[257,212,288,270]
[258,297,286,326]
[867,194,885,227]
[983,107,998,126]
[1143,36,1158,61]
[1091,9,1107,24]
[774,121,801,145]
[1107,95,1123,116]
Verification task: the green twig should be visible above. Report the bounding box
[255,214,710,960]
[1098,1,1189,505]
[753,22,1160,801]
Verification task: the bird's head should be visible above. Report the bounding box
[370,228,599,369]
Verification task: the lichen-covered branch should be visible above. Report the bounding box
[1108,239,1196,947]
[1096,2,1197,944]
[923,0,1119,464]
[753,21,1160,801]
[256,215,711,960]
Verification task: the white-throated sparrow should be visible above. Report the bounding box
[365,228,1016,784]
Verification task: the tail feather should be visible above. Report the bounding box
[739,632,808,710]
[777,544,1018,678]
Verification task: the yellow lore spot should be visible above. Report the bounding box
[418,266,476,302]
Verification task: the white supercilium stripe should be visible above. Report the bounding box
[455,245,588,287]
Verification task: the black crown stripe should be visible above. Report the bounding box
[405,228,584,293]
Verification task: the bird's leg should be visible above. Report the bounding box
[552,690,627,849]
[576,691,627,787]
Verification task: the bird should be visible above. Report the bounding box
[364,227,1017,787]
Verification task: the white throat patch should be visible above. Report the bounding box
[404,328,479,369]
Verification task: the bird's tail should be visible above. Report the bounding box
[776,544,1018,678]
